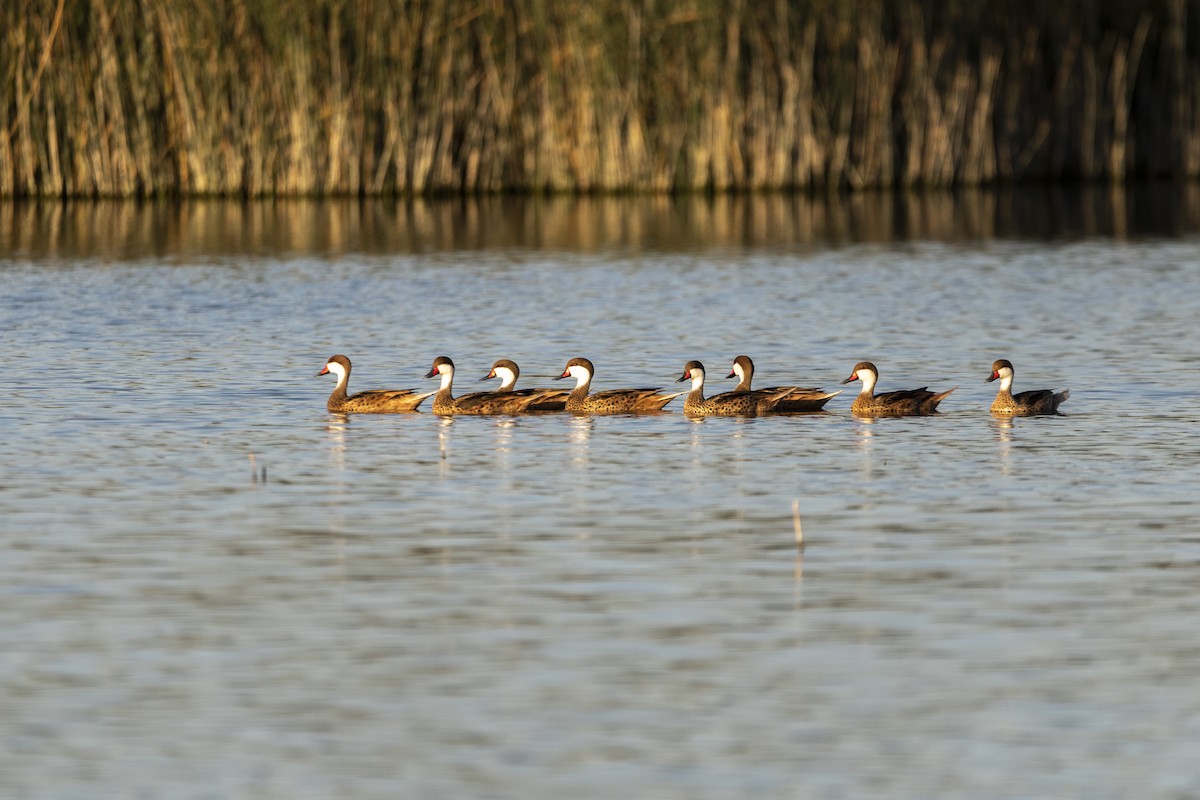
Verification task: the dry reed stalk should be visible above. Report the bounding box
[793,19,821,188]
[960,45,1000,186]
[792,499,803,549]
[1081,43,1099,179]
[0,0,1197,196]
[1103,14,1149,185]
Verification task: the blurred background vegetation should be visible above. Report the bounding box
[2,0,1198,196]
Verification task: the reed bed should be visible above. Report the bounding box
[2,0,1199,197]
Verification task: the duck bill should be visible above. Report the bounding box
[725,370,736,379]
[424,368,438,379]
[839,375,857,385]
[315,366,330,377]
[480,370,496,382]
[675,372,690,383]
[985,373,998,383]
[554,371,570,380]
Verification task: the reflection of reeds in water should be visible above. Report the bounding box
[6,186,1200,258]
[1,1,1195,196]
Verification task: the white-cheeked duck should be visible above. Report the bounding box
[986,359,1069,415]
[726,355,841,412]
[840,360,955,416]
[317,354,434,413]
[555,357,683,413]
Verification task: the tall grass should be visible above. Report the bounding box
[2,0,1198,197]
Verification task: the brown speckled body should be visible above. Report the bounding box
[986,359,1069,415]
[330,389,432,414]
[559,357,683,414]
[842,361,954,417]
[726,355,841,412]
[430,388,555,415]
[684,388,794,416]
[318,355,433,413]
[565,388,680,414]
[849,389,953,416]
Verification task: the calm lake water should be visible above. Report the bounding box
[2,189,1199,799]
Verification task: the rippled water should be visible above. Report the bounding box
[3,194,1199,798]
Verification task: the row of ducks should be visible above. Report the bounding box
[318,355,1070,417]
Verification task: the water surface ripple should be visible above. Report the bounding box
[2,199,1199,799]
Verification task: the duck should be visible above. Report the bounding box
[424,356,555,414]
[725,355,841,412]
[840,360,955,416]
[555,357,684,413]
[316,354,434,413]
[481,358,569,411]
[677,360,796,416]
[986,359,1070,415]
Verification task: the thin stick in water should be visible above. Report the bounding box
[792,499,804,550]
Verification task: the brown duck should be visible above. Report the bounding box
[317,354,433,413]
[556,357,683,413]
[677,360,796,416]
[840,361,955,416]
[481,358,569,412]
[726,355,841,412]
[425,356,555,414]
[986,359,1070,415]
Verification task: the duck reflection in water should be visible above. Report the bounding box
[492,417,516,482]
[991,415,1015,476]
[324,414,348,471]
[437,415,454,479]
[852,416,884,480]
[568,415,593,466]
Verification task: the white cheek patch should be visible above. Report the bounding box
[733,363,745,380]
[325,362,347,383]
[495,367,516,388]
[567,365,591,385]
[691,370,705,391]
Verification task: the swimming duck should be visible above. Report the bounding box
[425,356,554,414]
[840,361,955,416]
[317,354,433,413]
[481,358,568,411]
[677,360,795,416]
[555,357,683,413]
[986,359,1070,415]
[726,355,841,412]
